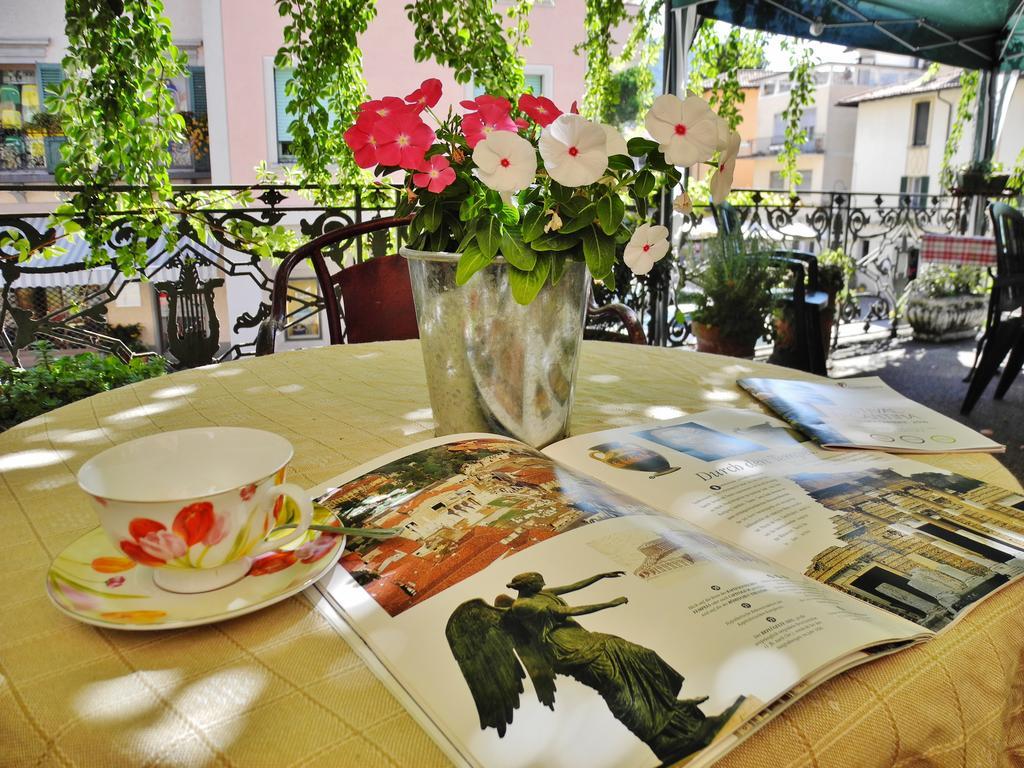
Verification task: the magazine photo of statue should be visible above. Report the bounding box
[446,570,746,764]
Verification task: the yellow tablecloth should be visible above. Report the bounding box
[2,341,1021,768]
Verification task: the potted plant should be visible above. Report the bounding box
[343,79,737,445]
[684,233,778,358]
[903,263,990,342]
[954,160,1008,197]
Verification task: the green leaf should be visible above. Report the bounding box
[607,154,635,172]
[596,194,625,236]
[497,204,520,226]
[634,169,656,198]
[550,254,567,286]
[455,242,494,286]
[581,224,616,280]
[532,232,581,252]
[420,197,443,233]
[508,256,551,305]
[476,216,501,260]
[557,203,596,235]
[521,206,546,243]
[627,137,660,156]
[500,230,536,270]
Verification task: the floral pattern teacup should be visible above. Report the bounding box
[78,427,314,593]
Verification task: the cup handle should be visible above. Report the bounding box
[250,482,314,556]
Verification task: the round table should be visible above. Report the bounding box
[2,341,1021,768]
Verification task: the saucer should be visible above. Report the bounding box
[46,504,346,630]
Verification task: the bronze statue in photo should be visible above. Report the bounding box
[445,570,745,763]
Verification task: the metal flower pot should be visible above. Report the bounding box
[401,248,589,448]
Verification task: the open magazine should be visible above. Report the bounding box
[307,408,1024,768]
[737,376,1004,453]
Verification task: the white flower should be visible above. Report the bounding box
[473,130,537,195]
[710,130,741,205]
[673,191,693,215]
[601,123,629,158]
[713,113,731,152]
[644,94,719,167]
[539,114,608,187]
[623,223,670,275]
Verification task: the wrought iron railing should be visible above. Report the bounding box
[738,134,827,157]
[0,183,998,367]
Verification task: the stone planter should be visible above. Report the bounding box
[401,248,589,448]
[905,294,987,342]
[691,321,757,359]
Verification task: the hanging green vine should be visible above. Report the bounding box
[687,24,766,130]
[777,38,818,192]
[405,0,532,96]
[274,0,377,193]
[47,0,188,273]
[939,69,980,190]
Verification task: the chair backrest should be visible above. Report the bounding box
[335,253,419,343]
[989,202,1024,312]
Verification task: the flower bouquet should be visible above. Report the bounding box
[342,79,739,447]
[344,78,739,304]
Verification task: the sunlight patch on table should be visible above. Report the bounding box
[102,402,178,422]
[0,449,73,472]
[587,374,621,384]
[644,405,685,420]
[73,669,181,722]
[206,366,244,377]
[149,384,198,400]
[276,384,304,394]
[403,408,433,421]
[52,428,110,444]
[703,388,740,402]
[354,351,382,360]
[25,475,77,492]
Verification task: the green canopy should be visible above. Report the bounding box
[671,0,1024,71]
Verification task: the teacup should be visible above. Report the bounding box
[77,427,314,594]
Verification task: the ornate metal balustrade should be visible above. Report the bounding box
[597,188,982,347]
[0,184,995,367]
[0,183,404,367]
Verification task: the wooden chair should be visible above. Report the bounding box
[960,203,1024,414]
[255,216,645,355]
[711,203,829,375]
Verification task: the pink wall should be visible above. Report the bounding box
[218,0,597,184]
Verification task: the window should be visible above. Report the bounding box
[0,63,63,172]
[900,175,929,209]
[473,71,546,98]
[911,101,930,146]
[284,278,322,341]
[167,67,208,172]
[274,67,295,161]
[769,170,813,192]
[771,110,816,145]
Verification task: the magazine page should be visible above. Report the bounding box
[544,408,1024,633]
[737,376,1004,453]
[311,433,925,768]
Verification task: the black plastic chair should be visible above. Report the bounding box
[711,203,829,375]
[961,203,1024,414]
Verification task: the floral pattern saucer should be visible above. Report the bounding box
[46,504,346,630]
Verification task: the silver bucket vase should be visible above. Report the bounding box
[401,248,589,448]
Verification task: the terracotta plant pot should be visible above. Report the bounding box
[691,321,757,359]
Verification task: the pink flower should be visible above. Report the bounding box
[405,78,442,111]
[460,95,518,148]
[295,533,340,564]
[60,583,100,611]
[202,513,230,547]
[121,518,171,566]
[138,530,188,562]
[413,155,457,193]
[344,112,385,169]
[359,96,411,120]
[105,576,126,588]
[518,94,562,127]
[240,483,257,501]
[372,111,436,170]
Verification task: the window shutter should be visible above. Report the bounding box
[899,176,908,194]
[35,63,64,111]
[920,176,929,196]
[188,66,207,117]
[36,64,66,171]
[274,67,293,143]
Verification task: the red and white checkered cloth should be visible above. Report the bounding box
[920,232,997,266]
